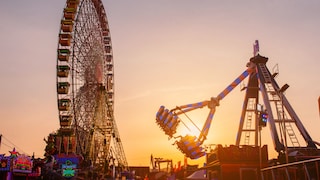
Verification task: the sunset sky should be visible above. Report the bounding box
[0,0,319,167]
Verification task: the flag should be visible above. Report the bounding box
[253,40,259,56]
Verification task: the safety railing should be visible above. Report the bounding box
[261,157,320,180]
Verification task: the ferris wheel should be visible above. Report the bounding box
[56,0,127,171]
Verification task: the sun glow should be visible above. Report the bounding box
[176,121,201,137]
[175,108,209,139]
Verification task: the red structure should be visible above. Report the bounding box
[206,145,268,180]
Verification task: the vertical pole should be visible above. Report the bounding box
[58,136,62,154]
[66,136,69,155]
[281,93,289,164]
[259,126,262,169]
[6,172,12,180]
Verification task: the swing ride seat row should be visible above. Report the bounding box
[155,66,254,159]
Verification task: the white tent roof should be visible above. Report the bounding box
[186,170,207,180]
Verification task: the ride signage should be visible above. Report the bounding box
[12,154,33,174]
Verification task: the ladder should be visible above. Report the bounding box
[259,64,300,148]
[259,64,271,83]
[244,98,255,145]
[275,100,300,147]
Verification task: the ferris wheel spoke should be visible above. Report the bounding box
[54,0,128,176]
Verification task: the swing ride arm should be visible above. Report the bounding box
[156,65,254,159]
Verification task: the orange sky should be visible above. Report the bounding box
[0,0,319,167]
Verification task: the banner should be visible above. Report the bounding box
[0,155,10,171]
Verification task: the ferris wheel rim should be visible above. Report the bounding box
[54,0,128,170]
[56,0,114,152]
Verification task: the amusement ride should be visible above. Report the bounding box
[156,40,320,179]
[54,0,127,177]
[0,0,319,179]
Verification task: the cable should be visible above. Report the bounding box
[1,134,28,155]
[175,106,202,134]
[1,141,14,150]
